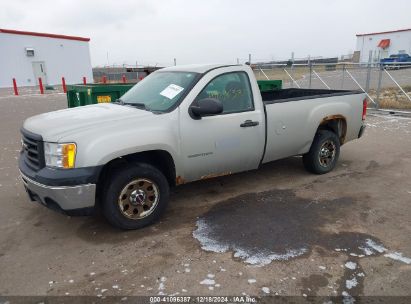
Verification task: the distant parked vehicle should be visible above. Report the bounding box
[380,54,411,69]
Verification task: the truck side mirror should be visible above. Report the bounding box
[190,98,223,119]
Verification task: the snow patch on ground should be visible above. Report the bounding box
[158,277,166,295]
[193,219,230,253]
[262,287,270,294]
[233,247,308,266]
[366,239,387,253]
[384,252,411,264]
[361,239,411,264]
[345,261,357,270]
[200,279,215,285]
[366,114,411,134]
[247,279,256,284]
[193,218,307,266]
[345,277,358,290]
[341,291,355,304]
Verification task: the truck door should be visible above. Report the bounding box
[179,71,265,182]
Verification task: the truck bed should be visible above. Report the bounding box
[262,88,362,104]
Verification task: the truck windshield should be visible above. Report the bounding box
[120,71,199,112]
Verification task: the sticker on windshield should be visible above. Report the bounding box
[160,84,184,99]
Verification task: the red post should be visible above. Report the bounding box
[102,76,107,84]
[38,77,44,94]
[122,75,126,83]
[12,78,19,96]
[62,77,67,93]
[139,76,144,81]
[83,77,87,85]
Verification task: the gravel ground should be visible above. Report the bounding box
[0,93,410,300]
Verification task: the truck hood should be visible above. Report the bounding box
[23,103,154,142]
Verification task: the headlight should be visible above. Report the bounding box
[44,142,76,169]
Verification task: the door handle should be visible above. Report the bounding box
[240,120,259,127]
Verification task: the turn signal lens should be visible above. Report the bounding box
[61,143,76,169]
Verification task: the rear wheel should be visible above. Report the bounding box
[303,130,340,174]
[102,163,169,230]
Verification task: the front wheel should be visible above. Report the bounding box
[102,163,169,230]
[303,130,340,174]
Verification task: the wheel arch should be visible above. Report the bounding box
[96,150,177,206]
[318,114,347,145]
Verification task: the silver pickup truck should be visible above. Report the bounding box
[19,64,367,229]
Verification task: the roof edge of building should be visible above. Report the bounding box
[356,28,411,37]
[0,28,90,42]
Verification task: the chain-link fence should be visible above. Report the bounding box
[93,71,147,83]
[92,66,162,83]
[91,62,411,110]
[253,62,411,110]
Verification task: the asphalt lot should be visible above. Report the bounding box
[0,92,411,299]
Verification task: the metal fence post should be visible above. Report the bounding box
[375,63,383,109]
[291,52,294,88]
[341,64,345,89]
[308,56,312,89]
[365,50,372,93]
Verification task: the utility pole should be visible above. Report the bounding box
[174,58,177,66]
[236,58,239,64]
[248,54,251,65]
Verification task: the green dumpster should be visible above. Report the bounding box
[257,80,282,92]
[66,83,134,108]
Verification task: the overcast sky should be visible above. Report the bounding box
[1,0,411,67]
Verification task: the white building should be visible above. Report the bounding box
[355,28,411,63]
[0,28,93,88]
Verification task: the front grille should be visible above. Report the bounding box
[21,130,45,171]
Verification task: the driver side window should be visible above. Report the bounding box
[196,72,254,114]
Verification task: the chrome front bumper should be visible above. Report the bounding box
[20,172,96,212]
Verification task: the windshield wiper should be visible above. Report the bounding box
[123,102,148,110]
[114,99,152,112]
[113,98,124,105]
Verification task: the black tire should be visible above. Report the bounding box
[102,163,169,230]
[303,130,340,174]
